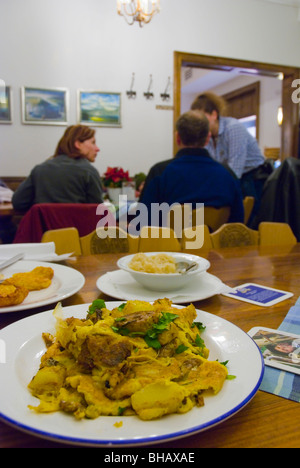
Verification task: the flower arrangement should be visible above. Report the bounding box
[103,167,131,188]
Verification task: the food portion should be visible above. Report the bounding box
[28,299,228,421]
[128,253,177,274]
[0,266,54,307]
[0,283,29,307]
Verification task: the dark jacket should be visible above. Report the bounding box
[139,148,244,224]
[253,157,300,240]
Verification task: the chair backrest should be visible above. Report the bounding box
[181,225,212,254]
[167,204,231,235]
[211,223,259,248]
[138,226,181,252]
[243,197,255,225]
[198,206,231,232]
[259,222,297,246]
[41,227,82,256]
[80,226,139,255]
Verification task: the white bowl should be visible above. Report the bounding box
[117,252,210,292]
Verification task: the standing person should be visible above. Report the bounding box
[12,125,103,212]
[139,110,244,225]
[191,92,266,215]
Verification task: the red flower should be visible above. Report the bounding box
[103,167,131,188]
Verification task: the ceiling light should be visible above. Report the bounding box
[117,0,160,27]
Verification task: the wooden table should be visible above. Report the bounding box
[1,244,300,448]
[0,203,14,217]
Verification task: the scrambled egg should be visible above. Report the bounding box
[28,299,228,421]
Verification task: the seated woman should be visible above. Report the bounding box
[12,125,103,212]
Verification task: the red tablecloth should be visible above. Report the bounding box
[13,203,115,243]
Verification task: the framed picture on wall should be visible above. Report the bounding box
[0,85,13,124]
[78,91,122,127]
[21,86,69,125]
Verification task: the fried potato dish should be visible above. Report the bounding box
[129,253,177,274]
[0,283,29,307]
[28,299,228,421]
[0,266,54,307]
[4,266,54,291]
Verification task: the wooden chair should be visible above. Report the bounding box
[138,226,181,252]
[181,225,212,255]
[167,204,231,235]
[41,227,82,256]
[258,222,297,246]
[194,206,231,232]
[211,223,259,248]
[80,226,139,255]
[243,197,255,225]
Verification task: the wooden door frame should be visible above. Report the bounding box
[173,51,300,159]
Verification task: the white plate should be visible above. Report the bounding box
[0,260,85,313]
[96,270,233,304]
[0,302,264,447]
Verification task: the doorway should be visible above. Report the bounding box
[173,51,300,160]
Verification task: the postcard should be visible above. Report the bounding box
[248,327,300,375]
[223,283,293,307]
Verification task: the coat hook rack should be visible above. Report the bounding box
[126,73,137,99]
[160,76,171,101]
[144,74,154,100]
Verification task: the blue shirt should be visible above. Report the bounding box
[206,117,265,178]
[140,148,244,224]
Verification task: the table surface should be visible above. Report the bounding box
[0,203,14,217]
[1,244,300,448]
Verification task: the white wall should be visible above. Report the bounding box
[1,0,300,178]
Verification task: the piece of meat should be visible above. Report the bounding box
[117,310,161,334]
[78,335,132,369]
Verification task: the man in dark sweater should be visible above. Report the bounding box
[139,111,244,225]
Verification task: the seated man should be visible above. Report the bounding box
[139,111,244,226]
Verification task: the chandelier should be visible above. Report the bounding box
[117,0,161,27]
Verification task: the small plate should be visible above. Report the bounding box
[0,260,85,313]
[0,302,264,446]
[97,269,233,304]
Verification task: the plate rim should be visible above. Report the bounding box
[96,269,227,304]
[0,260,85,314]
[0,302,265,447]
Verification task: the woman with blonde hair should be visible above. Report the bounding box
[12,125,103,212]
